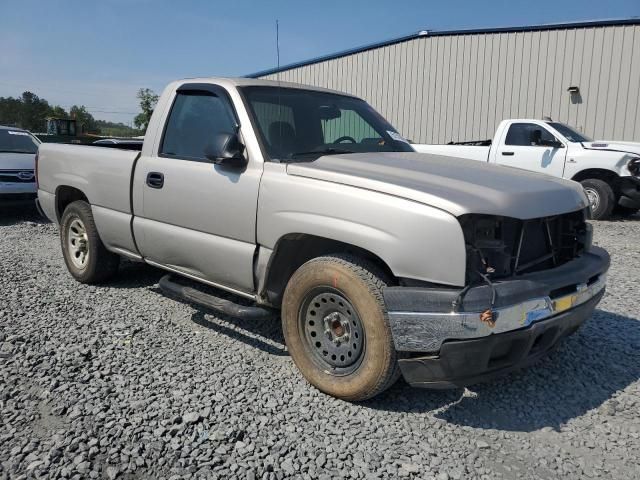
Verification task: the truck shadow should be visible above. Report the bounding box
[104,261,166,289]
[190,310,286,357]
[142,274,287,356]
[0,204,49,226]
[601,212,640,222]
[106,267,639,432]
[365,308,640,432]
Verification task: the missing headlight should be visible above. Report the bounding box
[460,215,515,281]
[459,211,588,282]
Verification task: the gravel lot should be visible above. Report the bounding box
[1,205,639,480]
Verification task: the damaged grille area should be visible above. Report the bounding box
[460,209,591,282]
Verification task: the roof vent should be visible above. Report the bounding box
[418,30,430,36]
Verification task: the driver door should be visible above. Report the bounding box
[133,84,262,294]
[496,122,566,177]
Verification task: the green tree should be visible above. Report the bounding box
[69,105,100,134]
[95,119,143,138]
[0,96,22,127]
[134,88,159,131]
[19,92,53,131]
[0,92,69,132]
[50,105,68,118]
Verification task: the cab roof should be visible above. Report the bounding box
[172,77,357,98]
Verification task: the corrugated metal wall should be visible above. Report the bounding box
[259,24,640,143]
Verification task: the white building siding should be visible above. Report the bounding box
[258,22,640,143]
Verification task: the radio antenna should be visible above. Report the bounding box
[276,19,283,159]
[276,19,280,74]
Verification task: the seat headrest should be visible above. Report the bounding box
[268,121,296,144]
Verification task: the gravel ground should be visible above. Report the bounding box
[1,205,639,480]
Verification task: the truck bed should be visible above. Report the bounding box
[413,143,490,162]
[38,143,139,215]
[37,143,141,259]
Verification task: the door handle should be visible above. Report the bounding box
[501,151,515,156]
[146,172,164,189]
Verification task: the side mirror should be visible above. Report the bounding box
[204,132,247,168]
[539,139,564,149]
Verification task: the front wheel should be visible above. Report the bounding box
[281,254,399,401]
[60,200,119,283]
[581,178,615,220]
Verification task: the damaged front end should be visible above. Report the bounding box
[382,207,609,388]
[448,209,593,326]
[459,209,592,283]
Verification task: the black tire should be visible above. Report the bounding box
[60,200,119,283]
[281,254,399,401]
[581,178,615,220]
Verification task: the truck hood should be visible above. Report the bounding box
[287,152,588,219]
[583,141,640,156]
[0,152,36,170]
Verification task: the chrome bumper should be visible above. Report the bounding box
[385,248,610,352]
[388,274,606,352]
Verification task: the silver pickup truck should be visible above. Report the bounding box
[37,78,610,400]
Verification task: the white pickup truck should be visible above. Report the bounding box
[414,119,640,220]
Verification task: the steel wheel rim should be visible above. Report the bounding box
[299,287,365,375]
[584,187,600,212]
[68,218,89,269]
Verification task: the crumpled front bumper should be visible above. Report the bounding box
[618,176,640,208]
[383,246,609,388]
[397,292,603,388]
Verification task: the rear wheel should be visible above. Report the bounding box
[581,178,615,220]
[60,200,119,283]
[281,254,399,401]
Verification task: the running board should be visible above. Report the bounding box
[158,274,274,320]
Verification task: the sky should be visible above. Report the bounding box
[1,0,638,125]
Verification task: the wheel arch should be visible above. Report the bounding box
[571,168,619,185]
[259,233,396,307]
[55,185,89,222]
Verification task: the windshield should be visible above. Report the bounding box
[0,129,40,154]
[240,86,414,161]
[547,122,592,142]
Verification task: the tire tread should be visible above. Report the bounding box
[61,200,119,283]
[581,178,615,220]
[283,253,400,401]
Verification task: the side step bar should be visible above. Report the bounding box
[158,274,274,320]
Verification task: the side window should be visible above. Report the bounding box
[322,108,380,144]
[161,91,236,160]
[505,123,556,146]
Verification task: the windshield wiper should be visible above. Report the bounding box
[286,147,355,162]
[0,150,35,154]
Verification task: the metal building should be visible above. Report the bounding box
[250,19,640,144]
